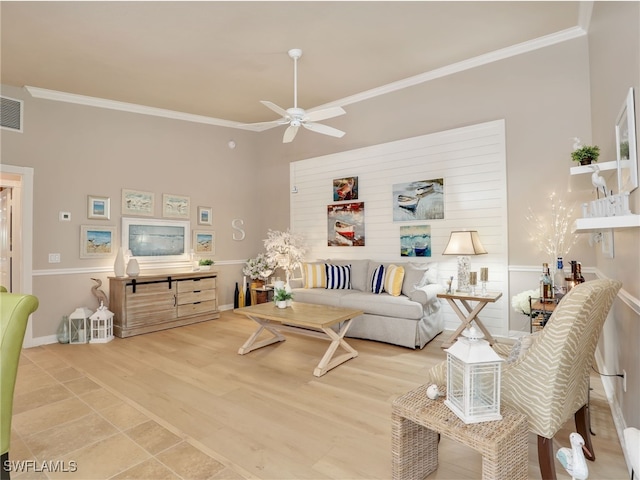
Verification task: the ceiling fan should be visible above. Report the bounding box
[248,48,346,143]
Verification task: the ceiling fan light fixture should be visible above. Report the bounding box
[247,48,346,143]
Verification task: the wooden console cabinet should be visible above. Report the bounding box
[109,271,219,338]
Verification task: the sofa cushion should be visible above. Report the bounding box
[384,264,405,296]
[326,264,351,289]
[402,262,439,298]
[371,264,385,294]
[302,263,326,288]
[325,259,369,291]
[338,291,423,320]
[291,287,350,307]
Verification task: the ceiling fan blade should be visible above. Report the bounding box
[305,106,346,123]
[283,125,299,143]
[302,122,345,138]
[260,100,288,118]
[243,119,287,129]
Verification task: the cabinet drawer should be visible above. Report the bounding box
[177,277,216,293]
[177,289,216,305]
[177,300,217,317]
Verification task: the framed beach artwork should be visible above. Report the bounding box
[393,178,444,221]
[332,176,358,201]
[616,87,638,193]
[122,217,190,261]
[87,195,110,220]
[197,206,213,225]
[400,225,431,257]
[80,225,115,258]
[163,193,191,219]
[193,230,215,255]
[327,202,365,246]
[122,189,154,217]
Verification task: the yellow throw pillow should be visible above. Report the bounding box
[303,263,326,288]
[384,264,405,296]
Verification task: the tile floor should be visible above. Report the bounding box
[8,346,247,480]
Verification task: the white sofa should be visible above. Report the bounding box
[290,259,445,349]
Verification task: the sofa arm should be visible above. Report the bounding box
[408,283,445,306]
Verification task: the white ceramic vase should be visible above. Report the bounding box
[276,301,287,309]
[126,258,140,277]
[114,247,126,277]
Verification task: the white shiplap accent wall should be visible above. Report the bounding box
[290,120,509,336]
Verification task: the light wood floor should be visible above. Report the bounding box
[12,310,630,479]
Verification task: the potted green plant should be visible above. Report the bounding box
[274,288,293,308]
[198,258,214,271]
[571,145,600,165]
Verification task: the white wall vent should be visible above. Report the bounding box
[1,96,24,132]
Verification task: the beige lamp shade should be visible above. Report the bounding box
[442,231,487,293]
[442,230,488,256]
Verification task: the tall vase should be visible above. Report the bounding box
[126,258,140,277]
[114,247,126,277]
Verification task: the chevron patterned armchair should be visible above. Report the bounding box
[426,278,622,480]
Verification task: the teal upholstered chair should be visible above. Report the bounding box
[1,292,39,480]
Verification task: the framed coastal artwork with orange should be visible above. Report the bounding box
[332,176,358,201]
[327,202,365,246]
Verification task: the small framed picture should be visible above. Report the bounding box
[122,189,155,217]
[197,206,213,225]
[87,195,110,220]
[163,193,191,219]
[193,230,215,255]
[80,225,116,258]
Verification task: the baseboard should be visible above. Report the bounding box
[594,348,632,477]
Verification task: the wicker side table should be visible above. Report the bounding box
[392,384,528,480]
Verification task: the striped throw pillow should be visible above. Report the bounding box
[326,264,351,289]
[371,265,385,294]
[384,264,405,296]
[302,263,326,288]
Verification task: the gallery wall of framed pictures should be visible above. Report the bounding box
[80,189,215,263]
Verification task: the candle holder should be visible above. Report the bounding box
[469,272,478,296]
[480,268,489,296]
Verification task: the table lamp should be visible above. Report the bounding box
[442,230,487,292]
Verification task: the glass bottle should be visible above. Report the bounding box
[576,262,585,284]
[234,282,239,309]
[540,263,553,303]
[553,257,565,296]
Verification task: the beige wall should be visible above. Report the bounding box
[588,1,640,429]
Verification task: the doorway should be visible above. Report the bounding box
[0,164,34,345]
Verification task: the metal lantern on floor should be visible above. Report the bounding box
[89,301,114,343]
[444,326,503,424]
[68,307,93,344]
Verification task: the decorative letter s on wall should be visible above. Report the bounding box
[232,219,245,241]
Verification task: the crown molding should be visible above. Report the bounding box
[25,26,586,129]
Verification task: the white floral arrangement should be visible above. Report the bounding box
[511,289,540,315]
[243,253,276,280]
[263,229,307,282]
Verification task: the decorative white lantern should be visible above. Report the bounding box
[68,307,93,344]
[444,326,503,424]
[89,301,114,343]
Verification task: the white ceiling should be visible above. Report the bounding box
[1,2,587,127]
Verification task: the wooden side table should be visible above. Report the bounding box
[437,291,502,348]
[392,384,528,480]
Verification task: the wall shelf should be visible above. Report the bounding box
[570,160,617,175]
[572,215,640,232]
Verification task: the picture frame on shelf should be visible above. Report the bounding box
[193,230,215,255]
[197,206,213,225]
[163,193,191,219]
[87,195,110,220]
[122,217,190,262]
[80,225,115,258]
[616,87,638,194]
[122,189,155,217]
